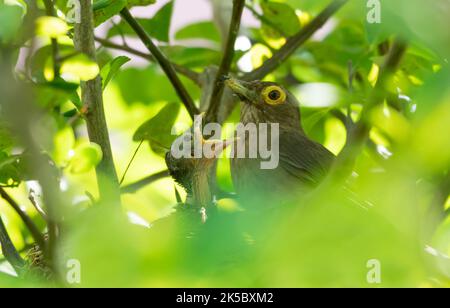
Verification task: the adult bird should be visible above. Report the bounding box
[224,77,335,205]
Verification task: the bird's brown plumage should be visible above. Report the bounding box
[225,78,335,204]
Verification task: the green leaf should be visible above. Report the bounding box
[53,126,76,165]
[101,56,130,90]
[28,45,74,82]
[93,0,127,27]
[0,152,21,187]
[260,1,301,37]
[108,1,174,42]
[34,79,79,109]
[61,54,100,81]
[116,66,177,104]
[133,103,181,155]
[127,0,156,8]
[0,3,23,44]
[162,46,221,68]
[69,143,103,174]
[35,16,70,38]
[0,123,13,151]
[175,21,221,43]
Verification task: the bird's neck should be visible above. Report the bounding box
[189,171,212,208]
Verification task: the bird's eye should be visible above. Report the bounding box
[262,85,286,105]
[269,90,281,100]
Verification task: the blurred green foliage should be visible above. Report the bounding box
[0,0,449,288]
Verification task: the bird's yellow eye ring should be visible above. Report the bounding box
[262,86,286,105]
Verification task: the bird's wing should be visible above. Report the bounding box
[278,130,335,186]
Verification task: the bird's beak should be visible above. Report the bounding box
[223,77,255,103]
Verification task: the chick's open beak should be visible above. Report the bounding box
[224,77,255,102]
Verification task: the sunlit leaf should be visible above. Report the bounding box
[69,143,103,174]
[260,1,301,37]
[93,0,127,27]
[133,103,181,155]
[53,127,76,165]
[127,0,156,6]
[370,105,411,143]
[61,54,100,82]
[101,56,130,90]
[249,43,272,69]
[35,16,70,38]
[162,46,221,68]
[175,21,221,43]
[107,1,173,42]
[216,198,242,213]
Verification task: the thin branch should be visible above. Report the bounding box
[325,39,408,183]
[243,0,349,81]
[0,187,46,250]
[120,8,199,119]
[74,0,122,206]
[206,0,246,122]
[94,36,201,85]
[0,215,26,275]
[121,170,170,194]
[28,189,48,220]
[42,0,61,78]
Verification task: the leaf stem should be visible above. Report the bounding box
[119,139,144,185]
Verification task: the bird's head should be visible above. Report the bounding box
[165,113,234,196]
[224,77,302,130]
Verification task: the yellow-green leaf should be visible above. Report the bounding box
[36,16,70,38]
[61,54,100,82]
[69,143,103,174]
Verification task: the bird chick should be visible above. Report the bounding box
[165,113,233,212]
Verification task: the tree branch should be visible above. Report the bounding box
[243,0,349,81]
[94,36,201,85]
[74,0,122,206]
[121,170,170,194]
[0,188,46,251]
[120,8,199,119]
[0,215,26,275]
[206,0,246,122]
[326,39,408,183]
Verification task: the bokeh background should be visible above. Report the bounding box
[0,0,450,287]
